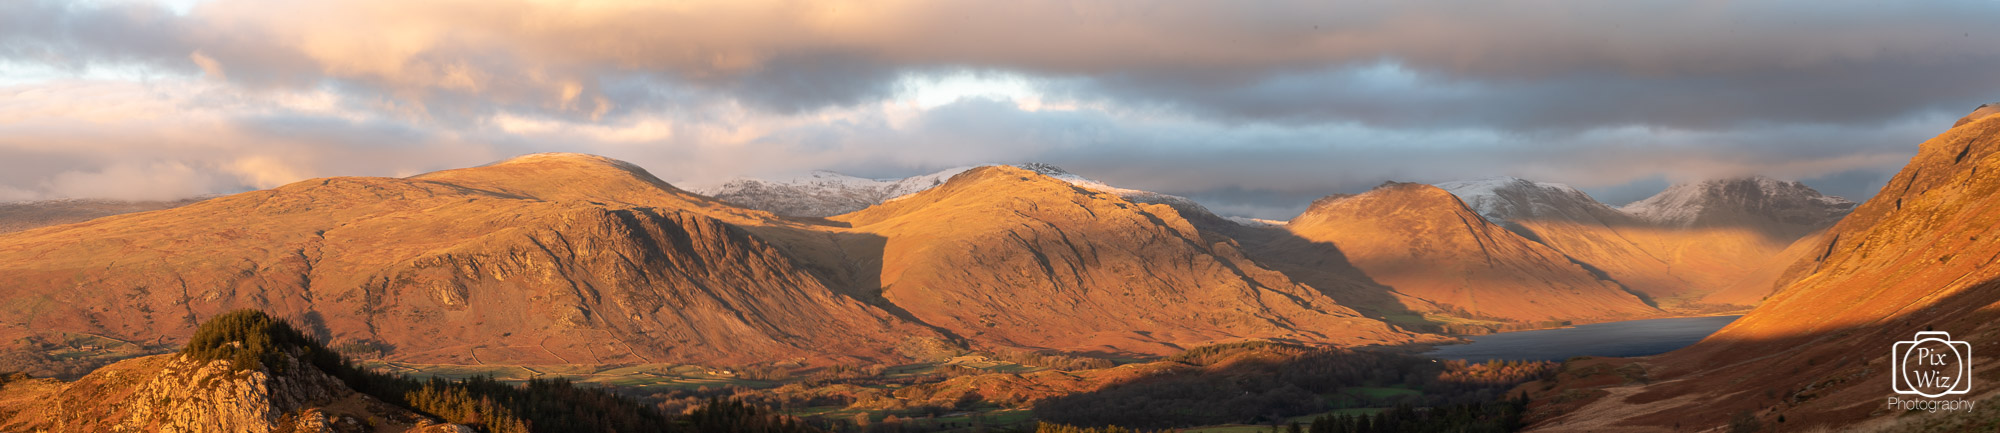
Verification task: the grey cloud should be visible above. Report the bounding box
[10,0,2000,128]
[744,97,1934,219]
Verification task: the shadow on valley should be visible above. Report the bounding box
[1029,341,1548,431]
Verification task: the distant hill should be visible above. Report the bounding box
[1274,182,1660,323]
[0,198,200,234]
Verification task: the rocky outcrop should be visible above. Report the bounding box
[6,353,459,433]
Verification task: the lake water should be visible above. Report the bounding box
[1423,315,1741,362]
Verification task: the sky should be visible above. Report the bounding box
[4,0,1999,219]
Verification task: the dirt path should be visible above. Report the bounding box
[1530,381,1703,433]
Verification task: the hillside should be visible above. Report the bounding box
[0,153,939,369]
[833,166,1422,354]
[1272,182,1660,324]
[1525,103,2000,431]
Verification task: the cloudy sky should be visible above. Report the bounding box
[4,0,1998,218]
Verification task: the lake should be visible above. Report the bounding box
[1423,315,1741,362]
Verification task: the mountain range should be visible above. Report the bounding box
[0,150,1856,377]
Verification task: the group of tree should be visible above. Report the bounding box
[182,309,820,433]
[1032,421,1166,433]
[1031,341,1551,429]
[1302,393,1528,433]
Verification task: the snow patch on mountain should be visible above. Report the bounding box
[1619,176,1856,229]
[694,163,1232,222]
[692,167,975,217]
[1437,177,1621,223]
[1224,216,1287,227]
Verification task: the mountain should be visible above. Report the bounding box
[1620,176,1855,239]
[1526,102,2000,430]
[0,198,201,234]
[693,167,974,217]
[695,163,1230,225]
[0,153,939,369]
[1437,177,1628,225]
[1439,176,1854,310]
[832,166,1421,353]
[1272,182,1660,323]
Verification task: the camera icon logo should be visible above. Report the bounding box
[1892,331,1972,398]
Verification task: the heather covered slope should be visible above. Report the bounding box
[1526,104,2000,431]
[1276,182,1660,323]
[0,153,938,367]
[834,166,1424,354]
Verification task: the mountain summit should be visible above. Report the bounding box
[1620,176,1855,238]
[1282,182,1659,323]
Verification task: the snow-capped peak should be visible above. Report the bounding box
[1619,176,1855,229]
[1435,176,1617,223]
[690,166,975,217]
[692,163,1231,222]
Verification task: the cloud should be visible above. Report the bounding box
[44,160,226,201]
[0,0,1992,219]
[8,0,1998,126]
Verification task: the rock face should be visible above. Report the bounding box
[1277,182,1659,322]
[2,353,459,433]
[1438,176,1854,309]
[834,166,1421,353]
[1530,102,2000,430]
